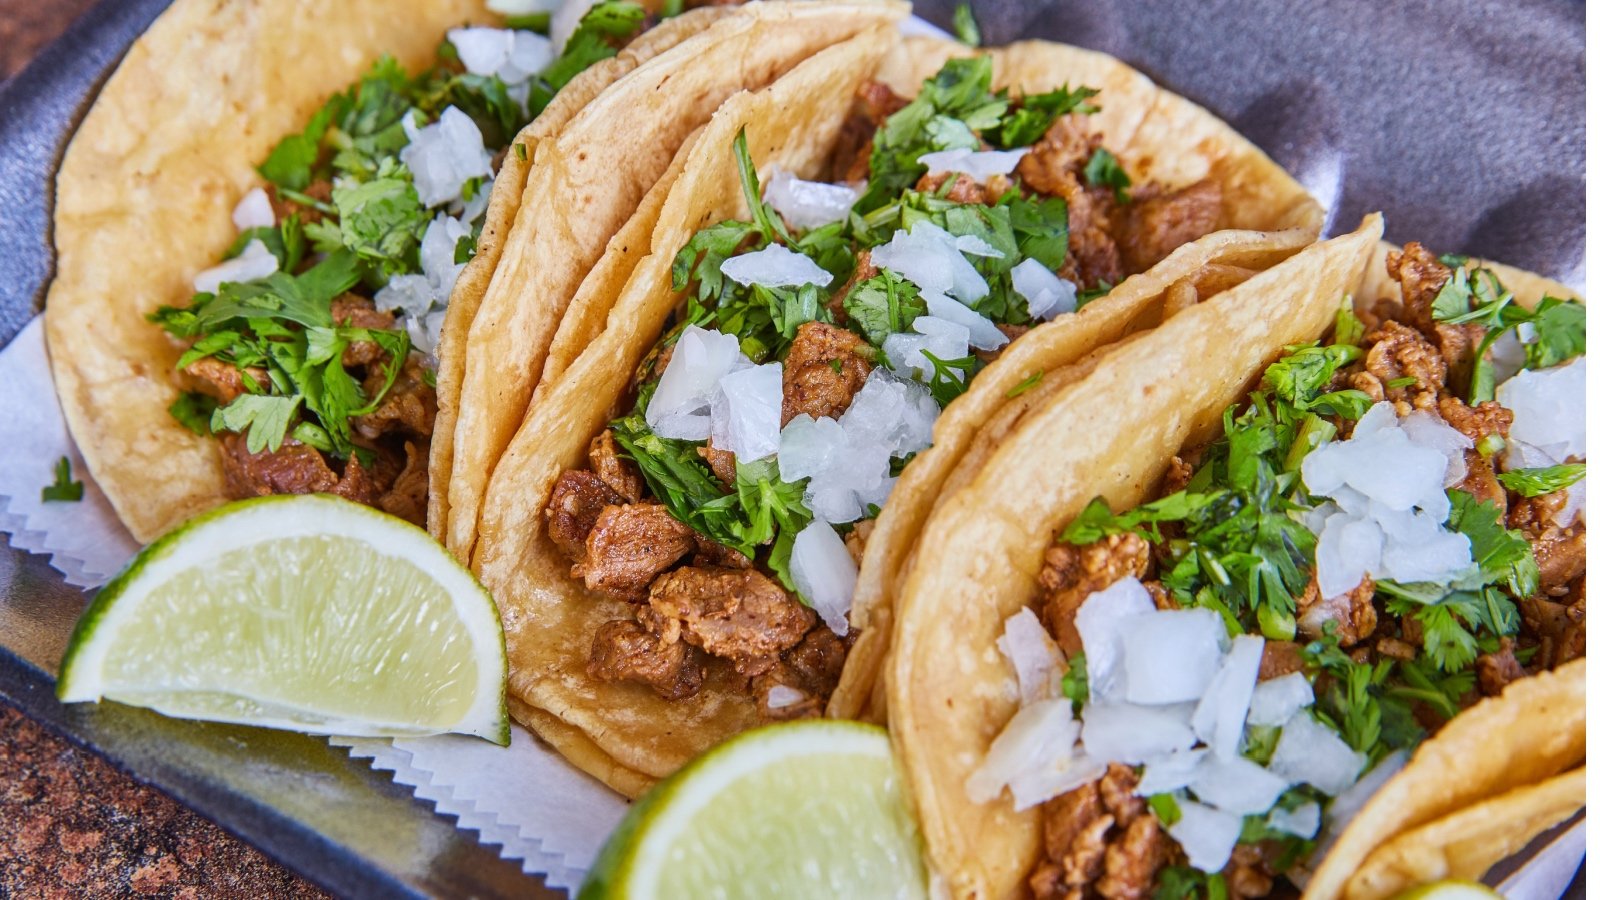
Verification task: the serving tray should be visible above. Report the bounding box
[0,0,1582,896]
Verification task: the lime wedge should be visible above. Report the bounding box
[580,720,926,899]
[1392,882,1502,900]
[57,494,508,744]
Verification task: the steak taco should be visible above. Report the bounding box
[434,0,911,562]
[471,32,1323,795]
[887,214,1587,898]
[42,0,890,544]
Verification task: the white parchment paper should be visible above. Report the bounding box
[0,315,1581,895]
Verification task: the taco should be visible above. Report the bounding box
[42,0,888,545]
[434,0,912,561]
[470,31,1323,795]
[887,214,1587,898]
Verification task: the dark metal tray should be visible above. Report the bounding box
[0,0,1582,896]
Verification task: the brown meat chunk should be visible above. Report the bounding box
[843,518,876,566]
[1476,637,1527,697]
[1456,452,1507,514]
[220,435,338,497]
[1017,116,1100,197]
[915,170,1014,206]
[588,619,704,700]
[1037,534,1150,654]
[330,447,392,507]
[546,471,626,563]
[858,80,908,125]
[1437,396,1513,444]
[1224,842,1275,899]
[693,533,752,569]
[590,431,642,502]
[1386,242,1453,329]
[1258,640,1307,680]
[697,444,737,488]
[781,321,875,424]
[576,503,696,600]
[1098,763,1142,828]
[1297,573,1377,646]
[1062,174,1124,290]
[353,357,436,440]
[1530,528,1585,588]
[644,566,815,676]
[1111,179,1223,274]
[1359,321,1446,413]
[752,626,850,721]
[1031,782,1104,899]
[181,356,265,403]
[1097,814,1170,900]
[377,440,429,527]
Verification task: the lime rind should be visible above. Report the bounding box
[57,494,509,745]
[583,720,926,899]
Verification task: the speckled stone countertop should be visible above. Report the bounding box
[1,4,324,896]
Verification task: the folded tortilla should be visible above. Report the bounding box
[437,0,910,563]
[45,0,492,543]
[884,215,1384,898]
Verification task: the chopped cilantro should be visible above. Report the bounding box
[1060,651,1088,713]
[169,393,218,436]
[513,141,529,162]
[1430,261,1586,403]
[1262,343,1362,407]
[1147,792,1182,827]
[42,457,83,503]
[1499,463,1586,497]
[1333,295,1365,345]
[541,1,646,91]
[1059,492,1220,544]
[1519,295,1586,369]
[844,270,924,345]
[1084,147,1131,203]
[951,2,981,46]
[211,395,303,454]
[922,351,980,407]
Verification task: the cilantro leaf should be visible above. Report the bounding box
[1262,343,1362,407]
[921,351,979,407]
[329,174,429,278]
[541,1,645,91]
[211,394,303,453]
[990,85,1099,149]
[259,99,338,190]
[169,393,218,436]
[1448,489,1538,597]
[1060,492,1221,544]
[1084,147,1131,203]
[42,457,83,503]
[952,2,981,46]
[1520,296,1586,369]
[1060,651,1088,713]
[844,269,924,345]
[1006,370,1044,398]
[1147,793,1181,827]
[1498,463,1586,497]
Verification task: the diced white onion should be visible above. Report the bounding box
[1498,358,1586,463]
[1268,710,1366,796]
[1188,752,1289,815]
[765,168,861,229]
[646,326,749,441]
[1074,576,1155,703]
[965,698,1085,808]
[709,363,782,463]
[1080,701,1196,764]
[1167,799,1243,874]
[1134,748,1207,796]
[923,293,1010,352]
[790,520,858,635]
[549,0,600,53]
[194,239,278,293]
[1011,257,1077,320]
[1118,609,1228,706]
[449,27,554,83]
[882,316,969,383]
[232,187,275,230]
[720,243,834,289]
[1268,801,1322,840]
[401,106,494,208]
[998,608,1070,705]
[765,684,807,709]
[376,213,473,325]
[1247,673,1315,727]
[916,148,1029,179]
[1191,634,1264,756]
[1398,409,1472,486]
[488,0,562,13]
[870,221,997,306]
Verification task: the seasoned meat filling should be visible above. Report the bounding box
[642,567,815,676]
[1029,766,1173,900]
[781,321,876,424]
[575,503,697,601]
